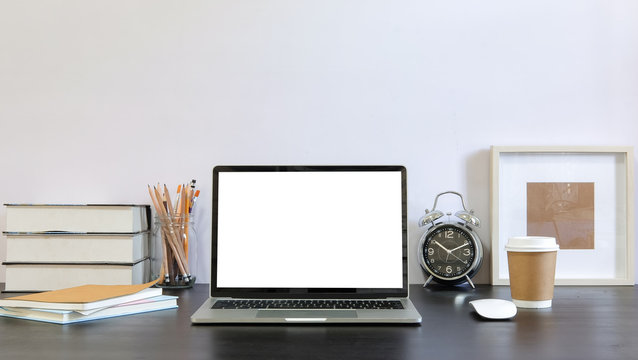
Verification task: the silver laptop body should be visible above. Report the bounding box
[191,165,422,324]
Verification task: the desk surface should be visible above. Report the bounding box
[1,284,637,360]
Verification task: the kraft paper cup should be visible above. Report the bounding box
[505,236,559,309]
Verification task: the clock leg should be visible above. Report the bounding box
[465,275,475,289]
[423,275,434,288]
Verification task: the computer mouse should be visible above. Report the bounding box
[469,299,517,320]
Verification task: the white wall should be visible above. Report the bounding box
[1,1,637,284]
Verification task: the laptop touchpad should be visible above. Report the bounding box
[256,310,357,319]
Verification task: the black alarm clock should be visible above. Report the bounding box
[418,191,483,288]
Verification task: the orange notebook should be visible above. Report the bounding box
[0,279,160,311]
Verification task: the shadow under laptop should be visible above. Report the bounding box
[192,323,418,359]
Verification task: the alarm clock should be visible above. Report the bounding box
[418,191,483,288]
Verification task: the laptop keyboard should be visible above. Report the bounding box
[212,299,404,310]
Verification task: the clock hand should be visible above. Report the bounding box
[447,251,468,264]
[432,240,452,252]
[450,243,470,252]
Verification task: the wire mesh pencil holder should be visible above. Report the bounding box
[152,214,197,288]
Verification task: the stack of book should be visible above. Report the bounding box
[0,281,176,324]
[2,204,151,292]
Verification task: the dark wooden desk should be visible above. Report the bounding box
[1,284,636,359]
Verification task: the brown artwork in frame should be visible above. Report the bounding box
[527,182,595,249]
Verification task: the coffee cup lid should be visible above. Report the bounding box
[505,236,559,252]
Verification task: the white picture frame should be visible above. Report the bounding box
[490,146,635,285]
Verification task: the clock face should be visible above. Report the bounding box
[422,225,476,280]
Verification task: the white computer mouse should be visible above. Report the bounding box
[469,299,517,320]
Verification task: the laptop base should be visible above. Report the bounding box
[191,298,422,324]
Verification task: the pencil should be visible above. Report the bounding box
[164,184,175,218]
[185,184,194,257]
[147,185,170,283]
[174,184,182,214]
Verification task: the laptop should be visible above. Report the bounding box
[191,165,422,324]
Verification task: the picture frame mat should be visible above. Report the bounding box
[490,146,635,286]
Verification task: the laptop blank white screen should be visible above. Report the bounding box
[215,170,404,289]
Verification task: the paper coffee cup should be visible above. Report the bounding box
[506,236,559,309]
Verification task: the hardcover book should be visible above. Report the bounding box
[2,260,150,292]
[4,232,149,263]
[4,204,151,233]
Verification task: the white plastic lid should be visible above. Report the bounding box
[505,236,559,252]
